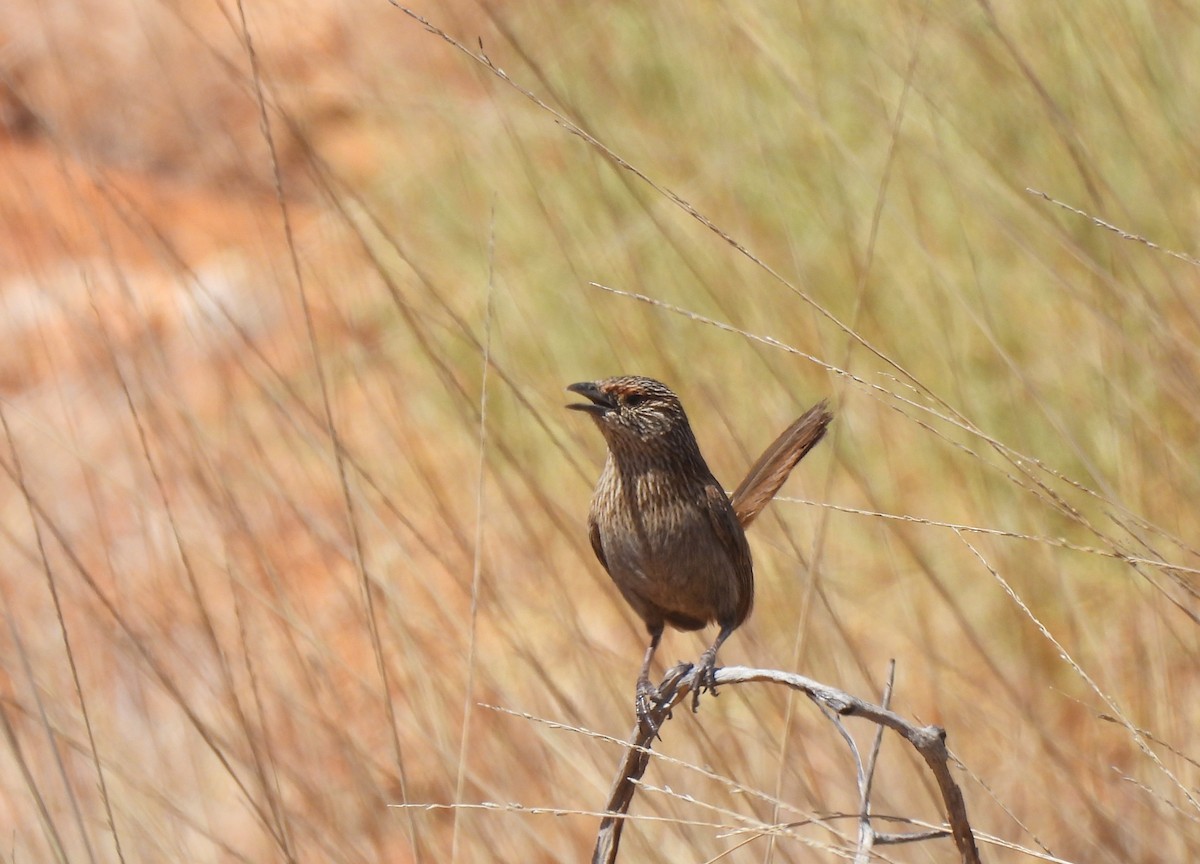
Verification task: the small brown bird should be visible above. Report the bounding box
[567,375,831,723]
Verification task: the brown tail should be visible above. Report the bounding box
[731,400,833,528]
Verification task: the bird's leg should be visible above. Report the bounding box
[636,625,664,735]
[692,623,734,713]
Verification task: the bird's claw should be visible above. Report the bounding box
[691,649,720,713]
[635,665,694,738]
[636,676,665,739]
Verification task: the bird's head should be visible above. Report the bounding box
[566,376,692,447]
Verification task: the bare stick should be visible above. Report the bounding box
[593,664,981,864]
[592,664,694,863]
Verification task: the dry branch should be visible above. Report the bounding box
[593,664,981,864]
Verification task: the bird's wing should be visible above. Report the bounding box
[705,484,749,564]
[588,514,610,573]
[731,400,833,528]
[704,482,754,625]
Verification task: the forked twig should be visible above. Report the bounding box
[853,660,896,863]
[593,664,981,864]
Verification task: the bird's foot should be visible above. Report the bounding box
[691,647,720,713]
[636,675,664,739]
[636,667,692,739]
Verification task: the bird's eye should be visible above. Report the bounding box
[624,393,648,407]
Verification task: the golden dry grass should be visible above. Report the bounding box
[1,1,1198,862]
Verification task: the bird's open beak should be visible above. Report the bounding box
[566,381,616,415]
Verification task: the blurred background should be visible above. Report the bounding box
[1,1,1198,861]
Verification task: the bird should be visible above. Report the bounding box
[567,375,832,726]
